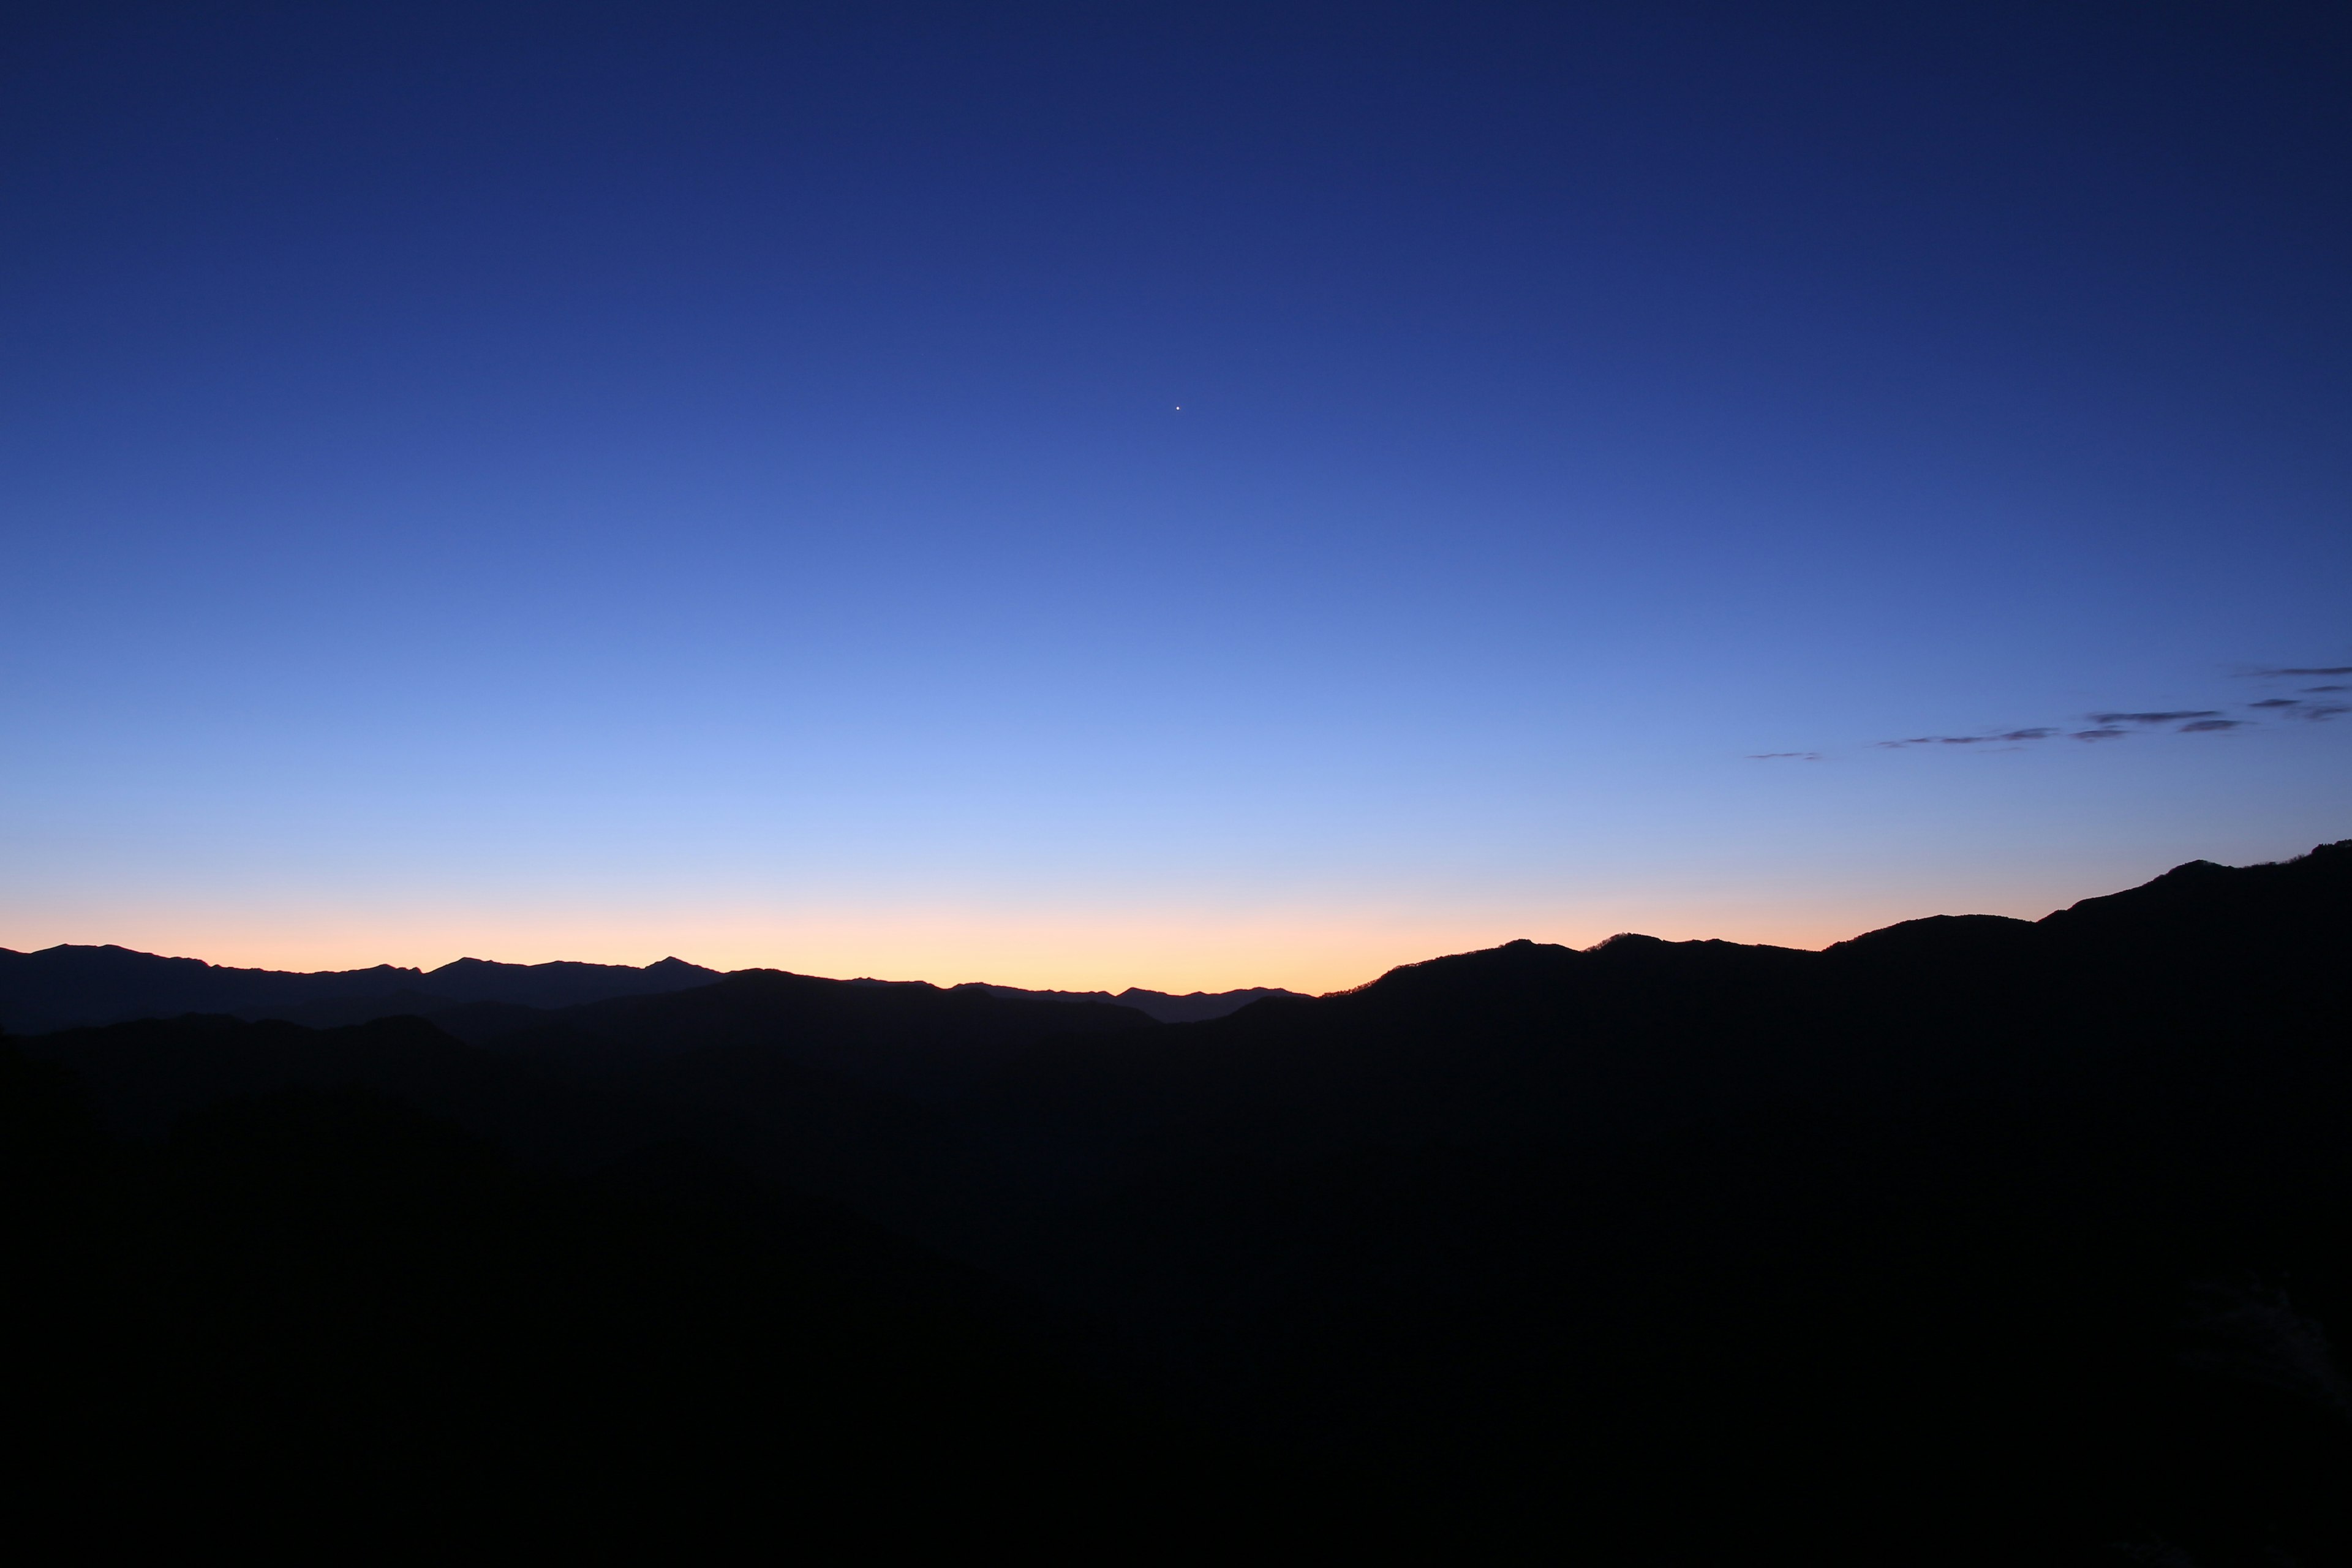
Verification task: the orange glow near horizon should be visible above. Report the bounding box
[0,883,2067,994]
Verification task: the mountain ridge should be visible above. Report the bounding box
[0,948,726,1035]
[951,981,1311,1023]
[0,945,1302,1034]
[9,841,2349,1558]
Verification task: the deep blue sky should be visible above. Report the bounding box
[6,1,2348,988]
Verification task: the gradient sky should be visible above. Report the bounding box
[6,1,2348,991]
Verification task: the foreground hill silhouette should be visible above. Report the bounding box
[10,843,2350,1559]
[1,1054,1254,1555]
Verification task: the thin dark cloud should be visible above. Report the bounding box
[1833,673,2344,759]
[1748,751,1823,761]
[1875,727,2057,749]
[1864,700,2316,751]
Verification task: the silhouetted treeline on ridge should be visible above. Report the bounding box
[7,843,2350,1560]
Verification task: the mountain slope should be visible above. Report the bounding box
[12,842,2348,1559]
[0,1033,1261,1555]
[946,842,2352,1558]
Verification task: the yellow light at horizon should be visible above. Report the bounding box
[0,887,1979,994]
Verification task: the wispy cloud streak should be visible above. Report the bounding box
[1875,728,2057,750]
[1762,660,2352,760]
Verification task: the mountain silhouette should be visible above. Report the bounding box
[9,842,2349,1559]
[0,947,722,1034]
[951,982,1310,1023]
[0,943,1302,1037]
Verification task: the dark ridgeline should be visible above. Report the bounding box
[0,947,725,1035]
[950,981,1311,1024]
[7,843,2350,1559]
[0,947,1291,1035]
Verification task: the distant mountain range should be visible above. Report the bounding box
[949,981,1307,1023]
[0,945,1300,1035]
[7,842,2348,1559]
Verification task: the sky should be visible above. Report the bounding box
[4,1,2348,992]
